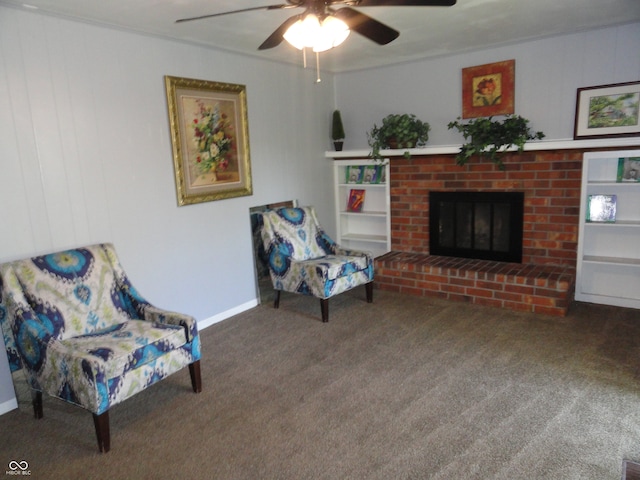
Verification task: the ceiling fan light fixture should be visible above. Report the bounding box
[314,16,350,52]
[283,14,321,50]
[283,13,350,52]
[282,21,304,50]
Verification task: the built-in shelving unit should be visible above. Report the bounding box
[332,158,390,258]
[576,149,640,309]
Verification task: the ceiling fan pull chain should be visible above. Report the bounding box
[316,52,322,83]
[303,47,307,69]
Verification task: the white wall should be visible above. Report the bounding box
[0,6,336,411]
[334,23,640,150]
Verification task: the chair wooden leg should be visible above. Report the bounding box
[320,299,329,323]
[366,282,374,303]
[32,391,43,419]
[273,290,281,309]
[93,411,111,453]
[189,360,202,393]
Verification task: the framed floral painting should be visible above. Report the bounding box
[462,60,515,119]
[165,76,252,205]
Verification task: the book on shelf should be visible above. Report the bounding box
[586,194,617,222]
[378,165,386,184]
[617,157,640,182]
[362,166,379,184]
[347,189,365,212]
[346,166,363,183]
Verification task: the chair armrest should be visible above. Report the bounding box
[319,231,370,259]
[143,306,198,343]
[331,246,373,260]
[116,276,198,342]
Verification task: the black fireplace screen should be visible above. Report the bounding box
[429,191,524,263]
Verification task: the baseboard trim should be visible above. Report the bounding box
[0,397,18,416]
[197,299,258,330]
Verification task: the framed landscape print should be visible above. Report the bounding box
[165,75,252,205]
[462,59,515,119]
[574,81,640,139]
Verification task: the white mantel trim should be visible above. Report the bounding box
[325,137,640,159]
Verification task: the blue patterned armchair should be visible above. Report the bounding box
[260,206,374,322]
[0,243,201,453]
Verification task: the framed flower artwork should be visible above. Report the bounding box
[462,60,515,119]
[165,76,252,205]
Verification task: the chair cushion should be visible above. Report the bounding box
[58,320,187,380]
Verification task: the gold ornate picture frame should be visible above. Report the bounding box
[165,76,252,205]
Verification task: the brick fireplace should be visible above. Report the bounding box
[375,149,584,316]
[429,190,525,263]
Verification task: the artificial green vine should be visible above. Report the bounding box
[447,115,545,170]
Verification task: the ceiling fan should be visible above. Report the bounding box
[176,0,457,52]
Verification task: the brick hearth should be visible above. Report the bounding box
[375,149,583,316]
[375,252,575,316]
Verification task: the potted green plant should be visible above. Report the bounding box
[332,110,345,151]
[447,115,545,170]
[367,113,430,161]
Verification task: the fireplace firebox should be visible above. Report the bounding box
[429,191,524,263]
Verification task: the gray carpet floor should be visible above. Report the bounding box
[1,289,640,479]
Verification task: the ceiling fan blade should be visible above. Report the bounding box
[258,15,302,50]
[176,4,290,24]
[333,7,399,45]
[352,0,456,5]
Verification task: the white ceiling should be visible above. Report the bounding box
[2,0,640,72]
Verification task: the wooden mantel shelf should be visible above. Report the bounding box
[325,137,640,159]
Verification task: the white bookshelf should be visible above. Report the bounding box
[576,149,640,309]
[332,159,391,258]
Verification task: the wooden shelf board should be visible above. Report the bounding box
[585,220,640,227]
[327,137,640,159]
[342,233,388,243]
[340,210,386,217]
[582,255,640,266]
